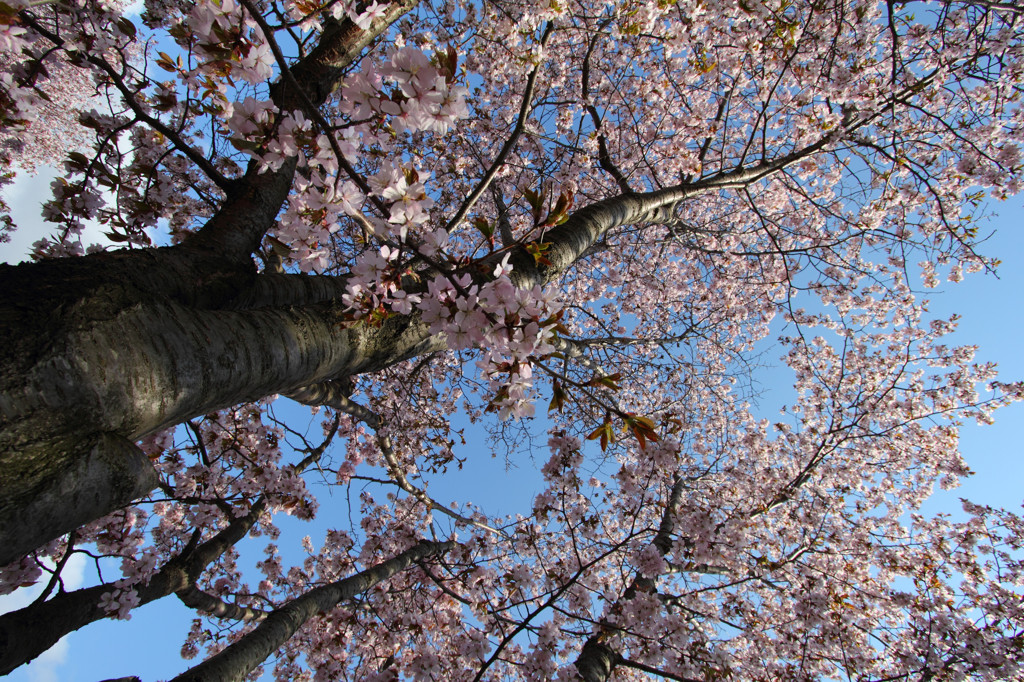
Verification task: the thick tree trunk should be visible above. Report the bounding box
[0,43,782,566]
[0,0,421,566]
[574,640,620,682]
[169,539,454,682]
[0,256,445,565]
[0,174,714,566]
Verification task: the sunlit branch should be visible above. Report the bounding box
[285,384,505,536]
[176,585,269,622]
[170,539,454,682]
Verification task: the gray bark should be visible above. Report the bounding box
[0,433,157,571]
[0,161,761,567]
[575,640,620,682]
[0,0,807,565]
[0,1,419,566]
[169,539,454,682]
[0,151,778,567]
[176,586,268,622]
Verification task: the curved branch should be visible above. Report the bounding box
[580,19,633,194]
[17,14,234,194]
[573,477,686,681]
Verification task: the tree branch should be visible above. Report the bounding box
[0,499,266,674]
[170,539,454,682]
[186,0,419,261]
[17,14,234,194]
[573,477,686,681]
[176,585,268,622]
[444,23,555,233]
[285,387,505,536]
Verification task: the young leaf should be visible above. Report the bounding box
[548,380,566,412]
[526,241,553,267]
[586,418,615,451]
[472,216,494,239]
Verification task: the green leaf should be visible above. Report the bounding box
[156,51,178,72]
[621,413,659,450]
[524,187,545,225]
[587,373,622,390]
[525,241,552,267]
[66,152,90,169]
[547,190,574,226]
[472,216,494,239]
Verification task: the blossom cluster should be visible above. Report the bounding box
[340,45,469,137]
[283,0,388,32]
[419,255,561,419]
[187,0,274,86]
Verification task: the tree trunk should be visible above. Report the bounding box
[0,0,421,566]
[0,166,693,566]
[574,639,620,682]
[571,478,686,681]
[0,252,445,565]
[0,85,788,565]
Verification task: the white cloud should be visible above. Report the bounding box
[0,164,61,265]
[0,551,87,615]
[0,553,88,682]
[27,636,69,682]
[0,162,150,265]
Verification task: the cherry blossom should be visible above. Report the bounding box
[1,0,1023,680]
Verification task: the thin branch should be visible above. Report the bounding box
[617,656,705,682]
[17,14,234,194]
[285,387,505,536]
[29,530,77,606]
[444,23,555,232]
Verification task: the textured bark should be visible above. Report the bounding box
[499,160,791,291]
[176,586,268,622]
[0,172,722,566]
[0,280,446,562]
[0,2,420,564]
[574,640,620,682]
[0,102,797,567]
[0,433,156,568]
[0,500,265,673]
[169,540,454,682]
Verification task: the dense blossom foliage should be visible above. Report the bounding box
[2,0,1024,680]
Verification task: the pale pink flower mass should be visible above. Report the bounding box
[2,0,1024,680]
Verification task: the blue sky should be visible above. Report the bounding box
[1,163,1022,680]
